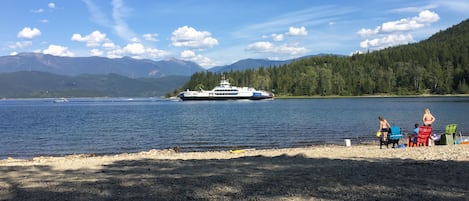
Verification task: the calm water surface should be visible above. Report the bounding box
[1,97,468,159]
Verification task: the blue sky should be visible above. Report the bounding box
[1,0,468,68]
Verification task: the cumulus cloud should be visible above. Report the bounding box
[105,42,168,59]
[286,26,308,36]
[357,26,381,37]
[8,41,33,49]
[171,26,218,49]
[360,34,414,49]
[179,51,215,67]
[358,10,439,50]
[71,30,108,47]
[271,33,284,41]
[359,10,440,35]
[180,50,196,58]
[90,49,104,56]
[103,42,117,49]
[190,55,215,68]
[123,43,145,55]
[246,41,307,55]
[43,44,74,57]
[106,49,124,58]
[381,10,440,32]
[146,48,169,59]
[143,33,159,42]
[17,27,41,39]
[246,42,275,52]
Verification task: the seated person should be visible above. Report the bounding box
[411,123,419,143]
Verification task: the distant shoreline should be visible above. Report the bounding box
[274,94,469,99]
[2,94,468,100]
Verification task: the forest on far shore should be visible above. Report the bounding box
[173,19,469,97]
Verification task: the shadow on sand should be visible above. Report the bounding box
[1,155,468,200]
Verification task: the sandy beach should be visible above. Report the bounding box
[1,144,468,201]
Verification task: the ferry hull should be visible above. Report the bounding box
[178,95,273,101]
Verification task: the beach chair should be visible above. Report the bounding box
[380,126,403,149]
[437,124,457,145]
[388,126,403,148]
[409,126,432,147]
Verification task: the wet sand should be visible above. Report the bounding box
[1,144,468,200]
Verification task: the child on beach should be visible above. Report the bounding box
[412,123,419,143]
[378,116,391,141]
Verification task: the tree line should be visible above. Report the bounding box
[172,19,469,96]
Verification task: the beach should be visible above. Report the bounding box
[1,144,468,201]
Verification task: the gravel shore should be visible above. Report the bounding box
[1,144,468,200]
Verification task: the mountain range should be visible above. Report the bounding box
[0,52,301,98]
[0,53,204,78]
[0,52,300,78]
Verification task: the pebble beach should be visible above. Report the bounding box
[1,144,468,200]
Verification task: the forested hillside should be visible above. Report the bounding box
[177,19,469,96]
[0,71,189,98]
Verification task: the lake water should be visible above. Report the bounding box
[1,97,468,159]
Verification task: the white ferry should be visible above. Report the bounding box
[177,76,274,101]
[53,98,69,103]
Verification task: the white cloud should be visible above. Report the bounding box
[246,41,307,55]
[123,43,145,55]
[130,37,141,43]
[103,42,117,49]
[286,26,308,36]
[107,49,124,58]
[360,34,414,49]
[102,41,164,59]
[108,42,169,59]
[191,55,215,68]
[43,44,74,57]
[358,10,439,50]
[143,33,159,42]
[358,10,440,36]
[48,2,56,9]
[381,10,439,32]
[112,0,135,40]
[71,30,108,47]
[10,52,18,56]
[171,26,218,49]
[8,41,33,49]
[90,49,104,56]
[39,19,49,23]
[177,50,215,67]
[276,44,308,55]
[391,4,438,13]
[30,8,44,13]
[414,10,440,23]
[246,42,275,52]
[83,0,135,41]
[180,50,196,58]
[146,48,169,59]
[17,27,41,39]
[271,33,284,41]
[83,0,112,27]
[357,26,380,37]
